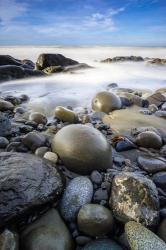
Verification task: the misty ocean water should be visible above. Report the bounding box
[0,46,166,115]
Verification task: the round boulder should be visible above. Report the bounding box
[52,124,112,174]
[77,204,114,236]
[135,131,162,149]
[92,91,121,114]
[110,172,159,226]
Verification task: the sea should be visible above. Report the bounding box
[0,46,166,115]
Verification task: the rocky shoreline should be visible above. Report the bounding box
[0,53,166,249]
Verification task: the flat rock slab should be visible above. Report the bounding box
[0,152,64,227]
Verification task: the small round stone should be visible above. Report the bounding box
[135,131,162,149]
[60,176,93,222]
[43,152,58,164]
[0,137,9,148]
[138,155,166,173]
[92,91,121,114]
[125,221,166,250]
[54,106,79,123]
[52,124,112,174]
[29,112,47,125]
[77,204,114,236]
[35,147,49,157]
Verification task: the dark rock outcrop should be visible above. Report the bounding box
[0,65,45,83]
[0,152,64,227]
[35,53,78,70]
[101,56,144,63]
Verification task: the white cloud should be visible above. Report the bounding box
[0,0,28,23]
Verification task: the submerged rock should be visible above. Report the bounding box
[92,91,121,114]
[60,176,93,222]
[0,229,19,250]
[135,131,162,149]
[21,209,74,250]
[82,239,123,250]
[110,172,159,226]
[35,53,78,70]
[54,106,79,123]
[101,56,144,63]
[0,152,64,227]
[77,204,114,236]
[125,221,166,250]
[52,124,112,174]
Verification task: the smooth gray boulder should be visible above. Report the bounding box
[52,124,112,174]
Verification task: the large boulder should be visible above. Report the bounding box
[0,152,64,227]
[35,54,78,70]
[0,65,45,82]
[52,124,112,174]
[110,172,159,226]
[21,209,74,250]
[0,55,22,66]
[125,221,166,250]
[92,91,121,114]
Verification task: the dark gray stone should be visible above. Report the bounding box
[0,113,12,136]
[0,152,64,227]
[0,137,9,148]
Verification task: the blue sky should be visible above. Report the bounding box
[0,0,166,46]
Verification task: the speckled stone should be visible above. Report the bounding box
[60,176,93,222]
[82,239,123,250]
[77,204,114,236]
[110,172,159,226]
[138,156,166,173]
[125,221,166,250]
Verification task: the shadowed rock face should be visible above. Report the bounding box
[0,65,45,82]
[36,54,78,70]
[0,152,64,228]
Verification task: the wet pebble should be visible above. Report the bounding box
[90,170,103,185]
[0,137,9,148]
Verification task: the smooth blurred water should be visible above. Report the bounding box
[0,46,166,114]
